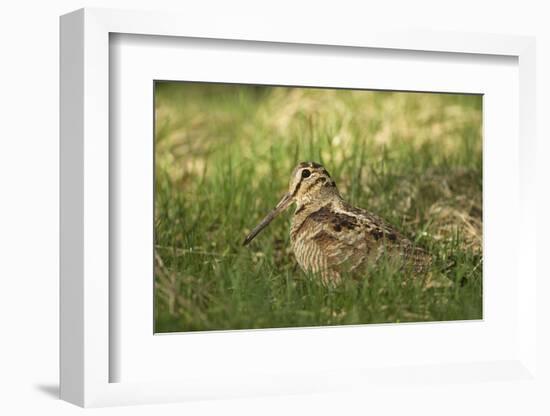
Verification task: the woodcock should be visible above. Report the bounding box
[243,162,431,285]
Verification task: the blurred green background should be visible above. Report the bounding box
[154,82,482,332]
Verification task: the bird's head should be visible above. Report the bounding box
[243,161,339,245]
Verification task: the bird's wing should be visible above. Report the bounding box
[350,206,432,272]
[303,204,429,275]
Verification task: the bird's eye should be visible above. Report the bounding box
[301,169,311,178]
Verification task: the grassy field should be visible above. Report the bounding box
[154,82,483,333]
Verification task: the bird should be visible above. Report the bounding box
[243,161,431,285]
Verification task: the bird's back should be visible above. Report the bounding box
[290,199,430,284]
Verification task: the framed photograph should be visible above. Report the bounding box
[60,8,538,408]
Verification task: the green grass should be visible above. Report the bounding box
[154,82,483,332]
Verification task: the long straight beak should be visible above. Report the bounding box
[243,193,293,246]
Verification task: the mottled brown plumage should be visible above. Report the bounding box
[244,162,431,285]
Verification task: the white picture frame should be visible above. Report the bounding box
[60,7,537,408]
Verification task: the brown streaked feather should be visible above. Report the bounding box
[291,201,431,283]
